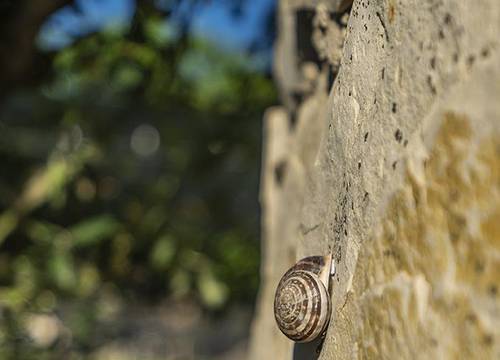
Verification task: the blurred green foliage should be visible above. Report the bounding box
[0,5,276,358]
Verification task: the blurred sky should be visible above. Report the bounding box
[38,0,275,60]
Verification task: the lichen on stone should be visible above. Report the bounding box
[347,113,500,359]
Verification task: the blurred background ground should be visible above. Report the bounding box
[0,0,277,358]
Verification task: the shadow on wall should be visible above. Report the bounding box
[293,337,323,360]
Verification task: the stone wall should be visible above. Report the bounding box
[249,1,500,359]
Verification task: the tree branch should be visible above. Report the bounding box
[0,0,74,96]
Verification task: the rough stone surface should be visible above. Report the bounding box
[249,0,500,359]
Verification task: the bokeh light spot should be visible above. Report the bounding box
[130,124,161,157]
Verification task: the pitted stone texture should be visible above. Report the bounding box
[249,1,500,359]
[325,108,500,359]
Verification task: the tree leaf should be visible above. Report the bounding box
[70,215,120,247]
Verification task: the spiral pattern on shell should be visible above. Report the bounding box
[274,267,331,342]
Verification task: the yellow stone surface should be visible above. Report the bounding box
[343,113,499,359]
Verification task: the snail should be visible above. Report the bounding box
[274,253,335,342]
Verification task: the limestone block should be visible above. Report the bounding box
[249,0,500,359]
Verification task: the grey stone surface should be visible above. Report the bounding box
[249,0,500,359]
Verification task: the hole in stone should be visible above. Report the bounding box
[427,75,437,95]
[394,129,403,142]
[467,55,475,67]
[444,13,452,25]
[481,48,490,58]
[483,334,493,347]
[274,160,288,186]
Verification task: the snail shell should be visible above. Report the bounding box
[274,254,334,342]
